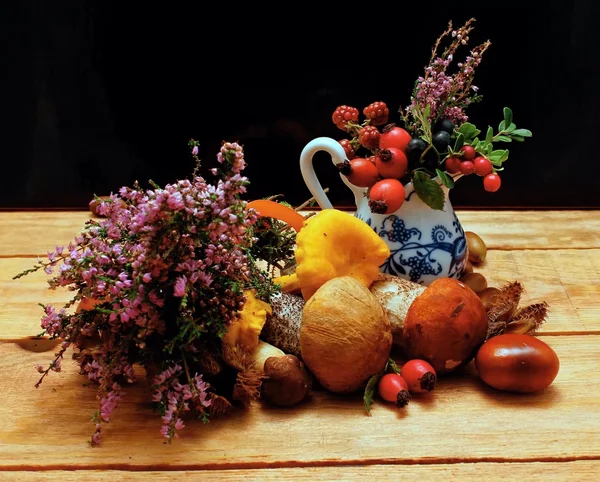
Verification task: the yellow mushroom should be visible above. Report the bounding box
[295,209,390,300]
[222,289,272,350]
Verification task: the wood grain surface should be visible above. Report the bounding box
[0,335,598,468]
[1,210,599,480]
[1,462,599,481]
[1,210,599,256]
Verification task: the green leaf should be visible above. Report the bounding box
[413,171,445,211]
[503,107,513,128]
[506,123,517,133]
[488,149,509,166]
[512,128,532,137]
[363,373,381,415]
[386,358,401,374]
[496,135,512,142]
[512,134,525,142]
[477,141,492,156]
[485,126,494,144]
[436,169,455,188]
[453,132,465,151]
[498,120,506,132]
[458,122,480,140]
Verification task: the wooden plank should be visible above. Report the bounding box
[0,336,598,469]
[0,210,599,257]
[2,462,600,481]
[475,249,600,334]
[456,210,600,250]
[3,250,599,340]
[0,212,92,257]
[0,258,72,340]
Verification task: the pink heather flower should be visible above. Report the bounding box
[167,192,185,211]
[174,275,187,297]
[91,431,102,445]
[191,146,199,156]
[31,141,266,444]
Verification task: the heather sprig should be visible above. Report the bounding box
[401,18,491,135]
[18,140,277,444]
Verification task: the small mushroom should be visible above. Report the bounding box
[261,355,312,407]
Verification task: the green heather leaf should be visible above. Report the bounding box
[506,123,517,133]
[364,373,381,415]
[512,134,525,142]
[498,120,506,132]
[454,132,465,151]
[485,126,494,143]
[503,107,513,128]
[422,104,431,131]
[436,169,455,188]
[512,128,533,137]
[413,171,445,211]
[496,135,512,142]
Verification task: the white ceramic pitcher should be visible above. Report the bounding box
[300,137,467,285]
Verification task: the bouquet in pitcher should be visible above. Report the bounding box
[331,18,532,214]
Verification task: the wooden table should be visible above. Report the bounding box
[1,210,599,481]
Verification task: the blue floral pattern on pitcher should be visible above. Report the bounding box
[358,212,467,285]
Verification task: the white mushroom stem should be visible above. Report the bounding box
[369,274,426,347]
[251,340,285,372]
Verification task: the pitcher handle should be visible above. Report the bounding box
[299,137,366,209]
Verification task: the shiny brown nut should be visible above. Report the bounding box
[462,260,474,275]
[460,272,488,293]
[478,287,502,311]
[466,231,487,264]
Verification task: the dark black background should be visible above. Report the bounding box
[2,1,599,209]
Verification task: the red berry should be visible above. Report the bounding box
[336,158,379,188]
[400,359,437,393]
[332,105,359,132]
[460,145,476,160]
[378,373,411,407]
[338,139,356,160]
[379,125,412,153]
[363,101,389,126]
[484,173,502,192]
[359,125,381,150]
[376,148,408,179]
[459,160,475,175]
[473,156,493,176]
[445,156,462,174]
[368,178,406,214]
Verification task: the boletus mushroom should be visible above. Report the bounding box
[402,277,488,374]
[261,354,312,407]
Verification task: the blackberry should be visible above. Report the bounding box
[432,131,451,154]
[433,118,454,135]
[406,138,428,163]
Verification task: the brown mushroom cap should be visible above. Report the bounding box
[403,278,488,374]
[262,355,312,407]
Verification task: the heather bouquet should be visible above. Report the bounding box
[15,141,280,445]
[332,18,533,213]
